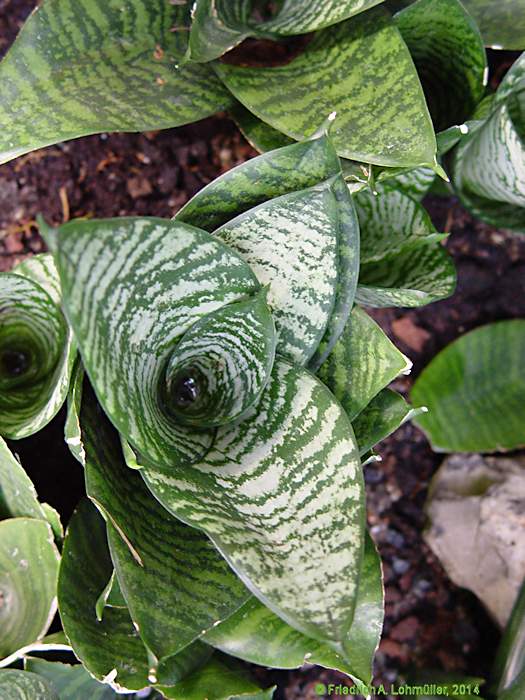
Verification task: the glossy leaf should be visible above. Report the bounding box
[355,186,442,264]
[453,54,525,230]
[142,358,365,653]
[357,241,456,308]
[259,0,386,35]
[0,438,45,520]
[176,131,341,232]
[215,179,342,364]
[411,320,525,452]
[203,533,383,685]
[0,670,58,700]
[70,377,251,663]
[0,257,75,439]
[158,656,273,700]
[499,670,525,700]
[95,571,127,622]
[0,518,59,661]
[493,578,525,695]
[394,0,486,131]
[49,217,260,471]
[352,389,424,456]
[214,8,437,168]
[318,307,411,421]
[461,1,525,50]
[0,0,232,165]
[25,659,117,700]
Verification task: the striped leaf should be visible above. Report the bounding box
[0,438,45,521]
[58,500,211,691]
[142,357,365,652]
[0,257,76,439]
[376,165,436,201]
[214,7,437,168]
[0,0,232,165]
[214,180,342,364]
[357,241,456,308]
[49,217,260,471]
[231,103,295,153]
[70,375,251,664]
[25,659,118,700]
[203,533,383,686]
[318,307,411,421]
[411,320,525,452]
[0,518,60,661]
[0,670,58,700]
[352,389,424,456]
[394,0,486,132]
[355,186,443,264]
[176,131,341,232]
[187,0,386,62]
[461,1,525,50]
[157,656,274,700]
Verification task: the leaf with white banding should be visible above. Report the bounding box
[318,307,411,421]
[0,518,59,662]
[49,217,260,471]
[142,357,365,652]
[0,670,58,699]
[0,256,76,438]
[215,180,341,364]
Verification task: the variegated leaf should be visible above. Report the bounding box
[352,389,424,456]
[461,0,525,50]
[25,659,125,700]
[0,670,58,700]
[453,54,525,230]
[0,0,232,165]
[68,375,250,664]
[357,241,456,308]
[48,217,260,471]
[355,186,443,264]
[214,180,342,364]
[58,500,211,691]
[142,357,365,653]
[0,438,45,521]
[203,533,383,686]
[214,8,437,168]
[318,307,411,421]
[0,256,76,439]
[176,131,341,232]
[376,166,436,201]
[0,519,59,662]
[231,103,295,153]
[394,0,486,131]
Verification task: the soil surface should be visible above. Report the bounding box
[1,2,524,699]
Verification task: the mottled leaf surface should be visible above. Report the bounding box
[462,0,525,49]
[0,670,58,700]
[411,320,525,452]
[25,659,117,700]
[0,0,232,164]
[231,103,295,153]
[352,389,423,456]
[318,307,411,421]
[0,258,75,439]
[214,8,436,168]
[72,375,251,663]
[203,533,383,685]
[394,0,486,131]
[51,217,259,471]
[0,518,59,661]
[143,358,365,650]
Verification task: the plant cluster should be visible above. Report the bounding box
[0,0,523,698]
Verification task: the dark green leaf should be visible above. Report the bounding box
[142,358,365,653]
[214,8,437,168]
[50,217,260,471]
[411,320,525,452]
[394,0,486,131]
[25,659,117,700]
[0,0,232,164]
[0,438,45,520]
[231,103,295,153]
[493,578,525,695]
[352,389,424,455]
[203,533,383,686]
[318,307,411,421]
[0,518,59,661]
[461,1,525,50]
[357,240,456,308]
[0,670,58,700]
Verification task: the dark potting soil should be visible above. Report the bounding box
[1,2,524,698]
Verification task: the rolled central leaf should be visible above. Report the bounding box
[163,292,276,428]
